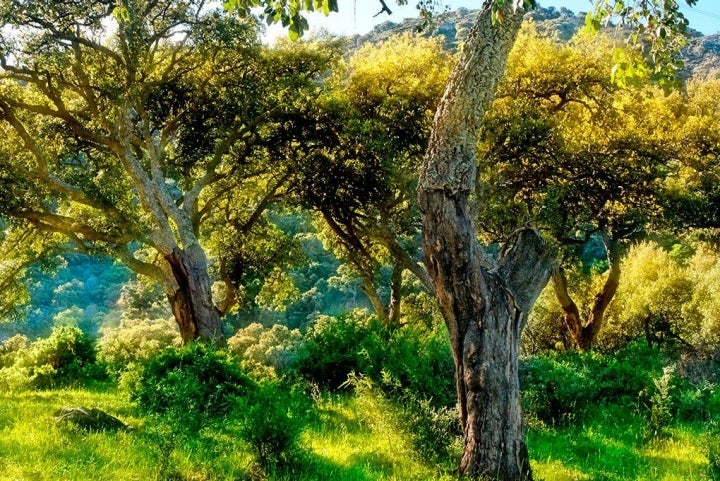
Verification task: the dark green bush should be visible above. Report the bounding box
[297,311,380,389]
[520,353,591,425]
[130,343,310,476]
[297,311,456,408]
[399,394,461,463]
[370,325,455,409]
[520,343,665,425]
[234,380,309,471]
[32,325,98,384]
[130,343,252,432]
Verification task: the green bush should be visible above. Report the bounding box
[97,317,180,376]
[520,343,664,425]
[227,322,303,379]
[0,334,29,368]
[129,343,252,432]
[297,310,456,407]
[399,394,461,463]
[600,242,694,351]
[0,326,101,390]
[297,310,380,389]
[234,380,309,471]
[645,365,677,439]
[370,324,455,409]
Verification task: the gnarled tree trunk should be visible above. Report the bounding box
[552,235,621,351]
[165,244,223,344]
[418,3,553,479]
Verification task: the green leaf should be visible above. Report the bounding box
[288,23,300,41]
[584,11,601,33]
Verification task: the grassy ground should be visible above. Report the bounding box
[0,384,452,481]
[529,405,711,481]
[0,384,715,481]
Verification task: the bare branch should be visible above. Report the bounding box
[374,0,393,17]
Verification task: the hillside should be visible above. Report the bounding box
[353,6,719,79]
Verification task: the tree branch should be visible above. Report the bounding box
[494,228,555,315]
[374,0,393,17]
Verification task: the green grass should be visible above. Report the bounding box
[299,390,455,481]
[0,383,715,481]
[529,405,711,481]
[0,383,453,481]
[0,384,156,481]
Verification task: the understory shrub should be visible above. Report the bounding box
[227,322,303,379]
[520,342,665,425]
[97,317,180,376]
[645,365,677,439]
[399,394,461,463]
[296,310,456,406]
[234,380,309,470]
[296,310,381,388]
[0,326,101,390]
[0,334,29,368]
[130,342,309,475]
[370,324,455,409]
[129,342,252,432]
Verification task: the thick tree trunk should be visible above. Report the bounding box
[418,3,553,479]
[420,192,552,479]
[164,245,223,344]
[552,237,621,351]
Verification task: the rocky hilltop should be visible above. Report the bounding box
[351,6,719,79]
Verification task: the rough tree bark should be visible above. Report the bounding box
[418,2,554,479]
[165,245,224,344]
[552,235,621,351]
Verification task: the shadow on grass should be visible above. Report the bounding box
[311,403,367,435]
[529,405,709,481]
[277,449,389,481]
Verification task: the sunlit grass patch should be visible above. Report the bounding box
[528,404,714,481]
[531,458,591,481]
[1,382,716,481]
[0,386,155,481]
[637,425,708,481]
[302,389,455,481]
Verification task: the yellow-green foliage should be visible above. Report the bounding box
[0,326,97,391]
[97,317,180,374]
[526,240,720,352]
[344,32,453,113]
[227,322,303,378]
[683,246,720,348]
[255,267,301,313]
[0,334,29,368]
[601,242,694,349]
[600,241,720,351]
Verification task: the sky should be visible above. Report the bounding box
[267,0,720,39]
